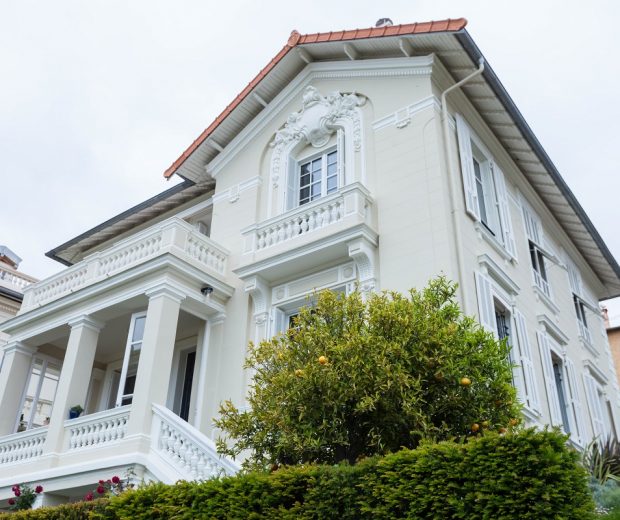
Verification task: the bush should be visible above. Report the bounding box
[0,429,594,520]
[217,279,520,469]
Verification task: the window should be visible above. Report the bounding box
[475,271,540,415]
[529,241,551,297]
[298,149,338,206]
[16,357,61,431]
[567,261,593,346]
[584,371,616,440]
[116,312,146,407]
[537,331,584,445]
[456,114,517,259]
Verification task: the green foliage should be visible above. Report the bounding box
[584,437,620,484]
[0,430,594,519]
[216,277,520,468]
[0,499,108,519]
[590,478,620,515]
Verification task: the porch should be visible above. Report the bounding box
[0,216,239,499]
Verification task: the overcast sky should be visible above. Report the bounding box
[1,1,620,319]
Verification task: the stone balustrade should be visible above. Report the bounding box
[0,427,47,465]
[151,404,239,480]
[241,183,373,255]
[20,218,229,312]
[0,265,37,292]
[65,406,130,451]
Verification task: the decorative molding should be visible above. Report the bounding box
[145,283,187,304]
[347,238,377,293]
[269,86,365,191]
[244,276,269,316]
[2,341,37,357]
[372,95,441,131]
[212,177,262,205]
[584,359,609,385]
[537,314,569,345]
[207,56,435,178]
[67,315,105,333]
[477,254,520,295]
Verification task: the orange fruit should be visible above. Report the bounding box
[509,418,519,427]
[499,427,507,434]
[481,420,489,428]
[295,369,303,377]
[471,423,480,432]
[318,356,328,365]
[460,377,472,387]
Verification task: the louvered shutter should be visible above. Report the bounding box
[456,114,480,219]
[564,358,584,446]
[474,272,496,333]
[514,310,541,412]
[537,331,563,427]
[583,372,606,438]
[491,162,517,259]
[567,262,583,297]
[522,203,542,245]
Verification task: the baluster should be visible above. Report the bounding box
[276,224,285,244]
[300,215,309,234]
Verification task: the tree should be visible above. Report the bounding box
[216,277,520,469]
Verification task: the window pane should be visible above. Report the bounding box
[327,151,337,164]
[312,158,322,171]
[327,162,337,175]
[311,182,321,198]
[300,172,311,187]
[327,176,337,193]
[311,168,322,183]
[300,162,310,175]
[300,187,310,204]
[132,316,146,342]
[20,360,43,430]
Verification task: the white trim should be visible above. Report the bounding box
[477,254,519,295]
[212,176,262,205]
[537,314,570,345]
[372,95,441,131]
[206,56,435,178]
[116,311,147,408]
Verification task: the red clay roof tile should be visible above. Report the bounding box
[163,18,467,179]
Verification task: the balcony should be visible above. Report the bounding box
[237,183,377,281]
[0,264,37,293]
[20,218,229,313]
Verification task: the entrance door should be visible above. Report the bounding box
[177,349,196,422]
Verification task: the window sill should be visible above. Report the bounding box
[521,406,542,425]
[532,283,559,315]
[474,222,515,264]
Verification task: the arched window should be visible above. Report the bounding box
[269,86,365,215]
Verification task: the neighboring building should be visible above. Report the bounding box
[603,307,620,390]
[1,17,619,504]
[0,246,37,347]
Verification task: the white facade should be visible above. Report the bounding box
[1,20,619,504]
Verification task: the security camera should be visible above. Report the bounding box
[201,285,214,296]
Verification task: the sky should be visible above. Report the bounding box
[1,0,620,319]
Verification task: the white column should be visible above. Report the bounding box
[43,316,103,456]
[0,341,37,435]
[126,284,184,437]
[194,314,225,435]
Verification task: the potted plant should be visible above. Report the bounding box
[69,405,83,419]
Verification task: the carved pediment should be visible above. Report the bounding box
[271,86,365,149]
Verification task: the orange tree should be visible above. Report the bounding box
[215,277,520,469]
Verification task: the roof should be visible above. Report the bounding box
[158,18,620,298]
[47,179,214,266]
[163,18,467,179]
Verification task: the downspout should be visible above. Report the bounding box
[440,58,485,314]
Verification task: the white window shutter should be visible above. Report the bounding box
[537,331,563,427]
[514,310,541,413]
[271,308,287,336]
[491,162,517,259]
[455,114,480,219]
[522,203,542,245]
[564,358,584,446]
[583,372,606,438]
[567,261,583,297]
[474,271,496,333]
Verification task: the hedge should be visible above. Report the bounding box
[0,429,595,519]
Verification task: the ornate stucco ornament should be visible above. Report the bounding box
[270,86,365,188]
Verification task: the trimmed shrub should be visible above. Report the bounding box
[0,429,595,519]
